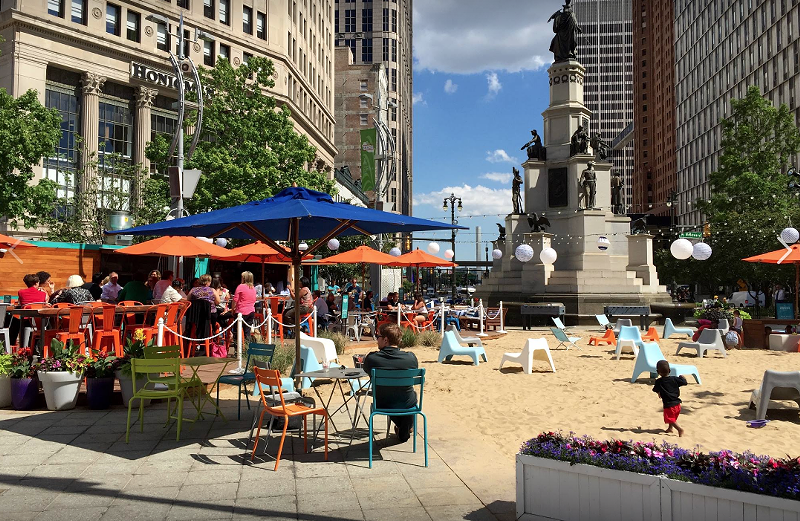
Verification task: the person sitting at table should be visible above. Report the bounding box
[285,275,313,325]
[36,271,55,300]
[81,273,103,301]
[152,271,173,302]
[118,272,152,303]
[146,270,161,296]
[385,292,401,311]
[325,292,338,314]
[10,274,48,346]
[211,278,228,317]
[101,272,124,302]
[313,290,329,329]
[51,275,95,304]
[189,274,220,309]
[363,290,374,311]
[363,322,419,442]
[410,293,430,325]
[160,278,185,303]
[230,271,257,337]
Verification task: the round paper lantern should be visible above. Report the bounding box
[491,248,503,260]
[515,244,534,262]
[215,238,228,248]
[540,247,558,265]
[427,242,440,254]
[596,236,610,251]
[725,331,740,346]
[327,238,340,250]
[781,227,800,244]
[389,247,402,257]
[692,242,712,261]
[298,242,309,251]
[444,249,454,259]
[670,239,693,260]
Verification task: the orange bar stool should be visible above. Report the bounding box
[266,296,284,340]
[299,313,315,336]
[92,303,122,357]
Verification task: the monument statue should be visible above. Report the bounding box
[548,0,582,62]
[590,133,610,160]
[610,172,623,214]
[496,223,506,241]
[570,125,589,156]
[511,167,523,214]
[520,129,546,160]
[580,161,597,210]
[527,213,551,233]
[631,217,648,234]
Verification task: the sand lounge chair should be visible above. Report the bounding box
[499,338,555,374]
[663,318,694,339]
[631,342,701,384]
[549,327,581,350]
[596,314,611,330]
[615,326,642,360]
[438,331,487,366]
[446,324,483,347]
[612,319,633,335]
[676,329,727,358]
[589,329,616,346]
[749,370,800,420]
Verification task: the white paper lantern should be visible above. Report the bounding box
[725,331,740,346]
[692,242,712,260]
[215,238,228,248]
[781,227,800,244]
[298,242,309,251]
[596,236,610,251]
[389,247,402,257]
[670,238,693,260]
[197,236,213,243]
[540,247,558,265]
[515,244,534,262]
[327,238,340,250]
[427,242,440,254]
[444,249,454,259]
[491,248,503,260]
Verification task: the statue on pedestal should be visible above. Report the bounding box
[527,213,551,233]
[611,172,624,214]
[511,167,523,214]
[590,133,610,160]
[520,129,546,160]
[496,223,506,241]
[570,125,589,156]
[580,161,597,210]
[548,0,581,62]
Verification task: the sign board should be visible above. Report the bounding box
[776,302,795,320]
[340,295,349,320]
[679,232,702,239]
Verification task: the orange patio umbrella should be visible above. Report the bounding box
[743,244,800,317]
[0,233,35,248]
[115,235,231,257]
[388,248,457,292]
[316,245,398,291]
[215,241,306,287]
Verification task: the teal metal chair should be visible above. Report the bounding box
[217,343,276,419]
[549,327,582,350]
[438,330,487,365]
[369,368,427,468]
[552,317,570,331]
[631,342,701,384]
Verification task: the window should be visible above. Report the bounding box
[257,11,266,39]
[360,114,368,125]
[204,0,214,19]
[156,22,170,51]
[361,38,372,62]
[360,80,368,91]
[335,9,338,32]
[243,52,252,64]
[362,8,372,31]
[391,9,396,32]
[242,6,253,34]
[219,43,230,61]
[391,39,396,62]
[382,38,389,60]
[360,97,368,108]
[106,4,121,35]
[204,40,215,65]
[219,0,230,25]
[44,83,80,201]
[345,9,355,32]
[176,29,190,56]
[345,39,355,57]
[98,98,134,210]
[151,108,178,143]
[177,0,189,7]
[390,68,396,91]
[382,8,389,31]
[126,11,140,42]
[48,0,64,17]
[71,0,86,24]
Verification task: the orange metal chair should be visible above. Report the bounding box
[265,297,285,340]
[139,303,170,345]
[22,303,50,353]
[54,306,88,354]
[91,303,122,357]
[589,329,617,346]
[641,326,661,343]
[251,367,328,470]
[299,313,315,336]
[118,300,144,339]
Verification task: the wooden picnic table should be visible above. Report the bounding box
[9,303,156,318]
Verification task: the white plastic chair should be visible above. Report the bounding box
[299,332,339,365]
[615,325,642,360]
[499,338,555,374]
[717,318,729,332]
[612,319,633,335]
[750,370,800,420]
[676,329,727,358]
[663,318,694,339]
[446,324,483,347]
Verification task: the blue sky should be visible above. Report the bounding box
[410,0,565,261]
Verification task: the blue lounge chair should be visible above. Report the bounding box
[438,331,487,365]
[369,368,427,468]
[596,314,611,330]
[549,327,581,350]
[663,318,694,339]
[631,342,701,384]
[217,343,275,420]
[552,317,569,331]
[615,326,642,359]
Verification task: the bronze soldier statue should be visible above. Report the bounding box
[580,161,597,210]
[512,167,523,214]
[520,129,546,160]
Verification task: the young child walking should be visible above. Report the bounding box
[653,360,687,437]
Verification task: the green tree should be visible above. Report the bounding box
[147,57,334,212]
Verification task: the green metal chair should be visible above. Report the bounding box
[143,344,203,416]
[368,368,427,468]
[126,357,187,442]
[217,343,276,419]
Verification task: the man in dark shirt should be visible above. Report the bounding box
[81,273,103,301]
[362,323,419,442]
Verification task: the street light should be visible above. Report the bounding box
[665,190,678,238]
[443,193,462,302]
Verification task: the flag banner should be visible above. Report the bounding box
[360,128,376,192]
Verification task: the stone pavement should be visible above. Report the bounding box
[0,396,515,521]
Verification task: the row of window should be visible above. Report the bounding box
[335,7,398,34]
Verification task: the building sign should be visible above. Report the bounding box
[679,231,702,239]
[130,62,196,92]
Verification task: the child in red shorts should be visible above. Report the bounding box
[652,360,686,436]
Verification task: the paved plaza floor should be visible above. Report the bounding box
[0,394,515,521]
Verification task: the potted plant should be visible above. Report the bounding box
[0,353,14,408]
[85,352,117,409]
[8,349,38,410]
[36,339,87,411]
[115,329,154,407]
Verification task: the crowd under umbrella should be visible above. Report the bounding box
[214,241,303,289]
[315,245,398,292]
[107,186,466,376]
[743,244,800,318]
[388,248,457,292]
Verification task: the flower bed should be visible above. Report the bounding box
[520,432,800,500]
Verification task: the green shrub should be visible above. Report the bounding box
[417,330,441,347]
[269,343,296,374]
[399,328,418,348]
[318,331,348,355]
[0,353,12,376]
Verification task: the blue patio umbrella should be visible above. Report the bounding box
[108,186,466,368]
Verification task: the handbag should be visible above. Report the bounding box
[210,342,228,358]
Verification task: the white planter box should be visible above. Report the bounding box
[517,454,800,521]
[37,371,82,411]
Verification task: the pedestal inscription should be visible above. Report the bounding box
[548,168,568,207]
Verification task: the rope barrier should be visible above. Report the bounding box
[162,318,238,342]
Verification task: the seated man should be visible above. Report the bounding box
[362,323,419,442]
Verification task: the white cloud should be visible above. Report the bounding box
[486,72,502,97]
[412,92,426,105]
[413,0,564,74]
[414,184,511,217]
[485,149,518,164]
[443,79,458,94]
[481,172,513,184]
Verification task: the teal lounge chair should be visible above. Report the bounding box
[438,331,487,365]
[615,326,642,359]
[552,317,569,331]
[631,342,701,384]
[369,368,427,468]
[549,327,582,350]
[596,314,611,330]
[663,318,694,339]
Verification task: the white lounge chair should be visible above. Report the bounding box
[717,318,729,332]
[749,370,800,420]
[550,327,581,350]
[612,319,633,335]
[676,329,727,358]
[299,332,339,365]
[615,326,642,360]
[595,314,611,331]
[499,338,555,374]
[446,324,483,347]
[663,318,694,339]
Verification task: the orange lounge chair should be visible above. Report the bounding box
[589,328,616,346]
[641,326,661,342]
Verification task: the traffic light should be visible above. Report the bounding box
[703,222,711,237]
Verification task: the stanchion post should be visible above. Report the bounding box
[235,313,243,373]
[440,300,445,336]
[157,317,164,347]
[312,306,318,337]
[477,299,488,337]
[267,307,273,344]
[498,300,507,334]
[397,305,401,326]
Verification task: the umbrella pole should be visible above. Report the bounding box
[796,263,799,319]
[294,258,302,386]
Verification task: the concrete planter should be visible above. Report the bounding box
[37,371,82,411]
[516,454,800,520]
[0,375,11,408]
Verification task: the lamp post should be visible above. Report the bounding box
[442,193,462,302]
[665,190,678,238]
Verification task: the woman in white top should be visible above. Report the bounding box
[161,279,185,303]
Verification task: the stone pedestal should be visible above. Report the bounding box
[520,232,554,293]
[626,234,662,291]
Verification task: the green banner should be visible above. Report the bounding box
[360,128,376,192]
